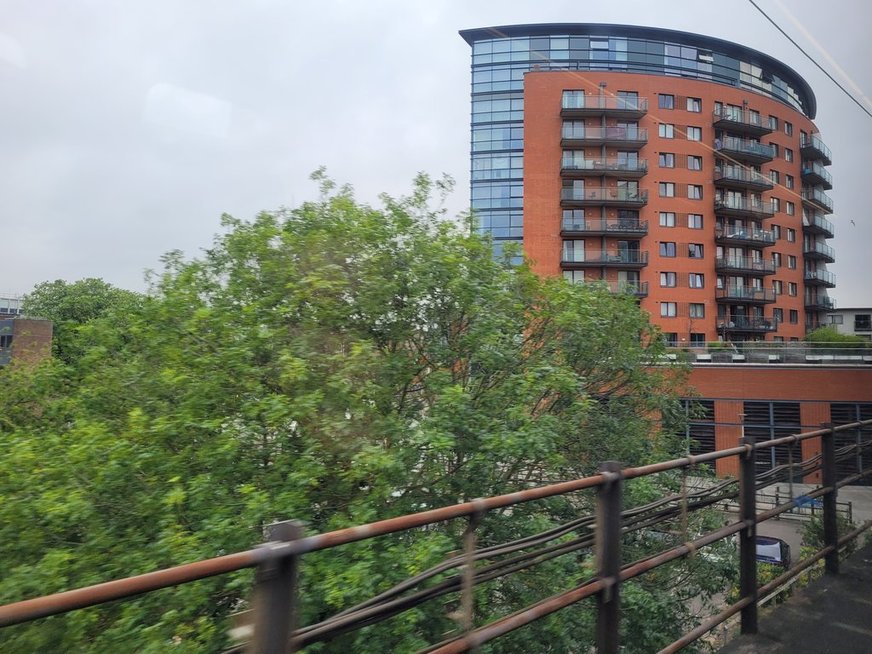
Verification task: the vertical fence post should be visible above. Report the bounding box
[249,520,304,654]
[596,461,623,654]
[738,432,758,635]
[459,501,484,643]
[821,423,840,574]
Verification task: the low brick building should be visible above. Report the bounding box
[0,318,53,367]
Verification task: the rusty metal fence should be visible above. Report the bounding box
[2,420,871,653]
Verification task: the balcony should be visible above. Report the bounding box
[803,241,835,263]
[561,95,648,119]
[713,166,774,192]
[560,157,648,179]
[804,295,836,312]
[561,250,648,269]
[716,286,777,304]
[560,126,648,149]
[583,280,649,298]
[561,218,648,237]
[801,161,833,190]
[560,186,648,208]
[715,136,775,165]
[802,213,834,238]
[712,108,773,137]
[800,133,832,165]
[715,224,776,248]
[715,256,776,275]
[804,269,836,288]
[714,196,775,220]
[801,187,834,214]
[718,317,778,333]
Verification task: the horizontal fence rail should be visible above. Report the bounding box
[2,420,872,654]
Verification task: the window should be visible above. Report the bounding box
[785,174,794,189]
[688,213,703,229]
[789,310,799,324]
[659,94,675,109]
[0,334,11,348]
[688,184,703,199]
[660,272,677,287]
[686,97,702,112]
[686,126,702,141]
[689,273,705,288]
[771,197,780,212]
[663,332,678,346]
[659,123,675,138]
[774,308,784,323]
[772,252,782,267]
[689,303,705,318]
[659,152,675,168]
[562,209,585,231]
[828,314,843,325]
[771,224,781,240]
[768,115,778,130]
[659,211,676,227]
[687,155,702,170]
[563,270,585,284]
[785,148,794,162]
[787,255,797,269]
[773,280,783,295]
[769,170,780,185]
[688,243,704,258]
[660,241,677,257]
[786,228,796,242]
[784,121,793,136]
[690,333,706,346]
[661,303,678,318]
[855,314,872,331]
[562,239,585,262]
[659,182,675,197]
[771,143,779,157]
[788,282,798,296]
[562,90,584,109]
[786,201,795,216]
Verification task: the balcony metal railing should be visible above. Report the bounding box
[804,295,836,311]
[561,249,649,266]
[715,225,776,246]
[800,133,832,165]
[802,213,834,238]
[560,126,649,145]
[715,256,776,274]
[561,218,648,235]
[718,316,778,332]
[560,157,648,175]
[804,269,837,287]
[803,241,835,262]
[561,94,648,113]
[713,166,774,190]
[714,196,775,218]
[716,286,776,303]
[711,107,773,135]
[560,187,648,205]
[801,187,834,214]
[715,136,775,162]
[670,342,870,364]
[801,161,833,190]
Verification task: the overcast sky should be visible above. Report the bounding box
[2,0,870,306]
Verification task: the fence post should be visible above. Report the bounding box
[738,434,758,635]
[821,423,840,574]
[249,520,304,654]
[596,461,623,654]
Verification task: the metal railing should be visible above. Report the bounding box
[715,225,776,245]
[561,95,648,112]
[802,213,834,237]
[2,421,871,654]
[804,241,835,261]
[804,269,837,286]
[801,161,833,188]
[800,133,832,164]
[560,126,649,143]
[561,249,649,265]
[715,136,776,160]
[715,256,776,274]
[714,166,774,189]
[560,157,648,174]
[561,218,648,234]
[667,342,870,364]
[560,187,648,204]
[801,187,834,213]
[714,196,776,217]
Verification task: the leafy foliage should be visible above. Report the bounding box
[0,172,719,652]
[803,326,868,348]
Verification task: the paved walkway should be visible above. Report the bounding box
[718,540,872,654]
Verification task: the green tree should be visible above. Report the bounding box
[0,173,726,653]
[22,278,141,363]
[804,326,868,348]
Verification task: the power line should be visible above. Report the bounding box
[747,0,872,119]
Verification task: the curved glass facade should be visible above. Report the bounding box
[460,24,816,255]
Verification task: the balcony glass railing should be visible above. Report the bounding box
[712,107,769,130]
[716,286,776,302]
[561,95,648,112]
[715,136,775,160]
[801,187,834,213]
[560,126,649,142]
[715,256,775,274]
[560,187,648,203]
[804,269,837,286]
[718,316,778,332]
[561,157,648,174]
[801,161,833,187]
[713,166,773,188]
[561,218,648,233]
[802,213,834,237]
[561,250,648,265]
[715,225,775,245]
[800,133,832,163]
[714,196,775,217]
[583,280,649,296]
[804,295,836,310]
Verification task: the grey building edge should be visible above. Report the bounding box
[459,23,817,119]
